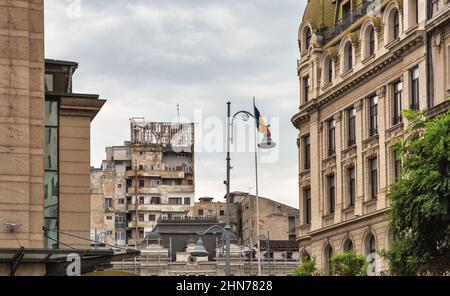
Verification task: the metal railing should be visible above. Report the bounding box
[323,1,374,44]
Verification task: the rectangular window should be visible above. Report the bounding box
[348,108,356,146]
[104,198,113,208]
[410,67,420,111]
[220,210,225,216]
[168,198,182,205]
[139,214,145,222]
[369,95,378,136]
[139,196,145,204]
[150,196,160,205]
[304,188,311,224]
[139,179,145,187]
[184,197,191,205]
[304,135,311,170]
[149,215,156,221]
[198,209,204,216]
[44,100,59,249]
[118,198,125,205]
[328,119,336,157]
[348,167,356,207]
[369,158,378,199]
[394,150,402,181]
[115,231,126,241]
[393,81,403,125]
[45,73,54,92]
[288,217,296,234]
[327,175,335,214]
[303,76,310,103]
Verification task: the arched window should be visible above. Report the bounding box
[364,232,377,256]
[386,7,401,44]
[324,244,334,275]
[393,10,400,39]
[328,58,333,83]
[343,42,353,72]
[369,27,375,56]
[343,239,354,252]
[305,27,312,50]
[369,235,376,254]
[323,56,333,85]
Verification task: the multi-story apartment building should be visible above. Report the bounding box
[0,1,115,275]
[91,119,195,247]
[292,0,449,275]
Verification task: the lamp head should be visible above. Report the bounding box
[258,134,276,149]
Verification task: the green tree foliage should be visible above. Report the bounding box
[291,256,320,276]
[330,252,368,276]
[384,110,450,275]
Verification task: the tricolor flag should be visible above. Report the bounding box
[254,105,272,138]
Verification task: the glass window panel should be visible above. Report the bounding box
[44,172,59,218]
[45,128,58,171]
[45,101,58,126]
[45,74,54,92]
[44,218,58,249]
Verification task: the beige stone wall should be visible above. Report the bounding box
[59,115,91,248]
[0,0,45,249]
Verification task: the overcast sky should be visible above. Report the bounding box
[45,0,306,208]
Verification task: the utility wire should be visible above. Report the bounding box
[43,234,76,250]
[43,227,138,253]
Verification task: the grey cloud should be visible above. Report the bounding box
[45,0,305,207]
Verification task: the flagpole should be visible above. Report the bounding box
[253,96,262,276]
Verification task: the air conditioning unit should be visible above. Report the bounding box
[105,207,113,212]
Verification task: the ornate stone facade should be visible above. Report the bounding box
[293,0,449,275]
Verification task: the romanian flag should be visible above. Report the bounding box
[254,105,271,138]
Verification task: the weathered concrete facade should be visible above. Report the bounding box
[91,119,195,247]
[230,192,298,244]
[293,0,449,275]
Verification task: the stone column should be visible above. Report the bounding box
[376,86,388,209]
[334,112,343,223]
[309,111,321,232]
[354,99,364,217]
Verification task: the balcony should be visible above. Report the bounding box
[126,185,194,195]
[127,203,191,212]
[124,169,186,179]
[323,1,374,44]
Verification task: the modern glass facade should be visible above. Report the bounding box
[44,100,59,248]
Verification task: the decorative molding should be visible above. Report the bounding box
[376,85,386,98]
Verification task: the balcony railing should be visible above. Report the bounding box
[323,1,375,44]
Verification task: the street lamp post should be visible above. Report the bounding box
[226,99,276,277]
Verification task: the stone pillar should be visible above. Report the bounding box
[354,99,364,217]
[0,0,45,249]
[309,111,321,232]
[376,86,388,209]
[334,112,343,223]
